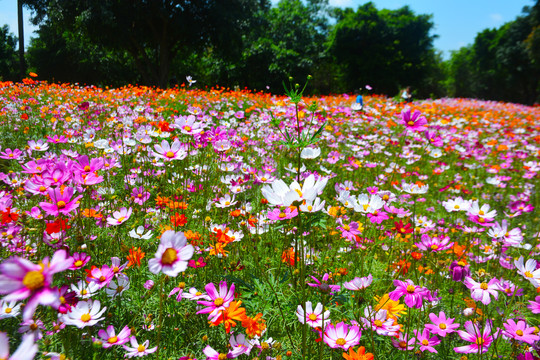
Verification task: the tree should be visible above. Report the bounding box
[0,25,18,81]
[327,2,439,96]
[38,0,265,88]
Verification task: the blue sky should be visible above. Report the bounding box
[0,0,535,59]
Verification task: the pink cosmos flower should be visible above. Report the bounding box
[152,139,187,161]
[148,230,194,277]
[343,274,373,291]
[414,329,440,353]
[69,252,91,270]
[0,333,38,360]
[323,322,361,350]
[0,249,73,320]
[454,320,498,354]
[424,311,460,337]
[106,207,132,226]
[266,207,298,221]
[131,186,150,205]
[415,234,453,252]
[399,108,427,132]
[308,273,341,294]
[391,333,415,351]
[389,279,430,309]
[360,307,400,336]
[296,301,330,329]
[336,219,362,240]
[197,281,235,319]
[0,148,23,160]
[123,336,157,358]
[463,277,501,305]
[528,296,540,314]
[502,319,540,345]
[203,345,239,359]
[86,264,115,289]
[97,325,131,348]
[39,187,82,217]
[46,134,67,143]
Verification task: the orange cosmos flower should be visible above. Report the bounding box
[170,213,187,227]
[242,313,266,338]
[29,72,38,77]
[209,243,229,257]
[210,300,247,333]
[281,247,296,266]
[342,346,374,360]
[127,247,145,268]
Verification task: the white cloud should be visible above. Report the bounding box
[489,13,503,24]
[330,0,354,7]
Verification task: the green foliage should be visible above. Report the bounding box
[327,2,440,96]
[0,25,18,81]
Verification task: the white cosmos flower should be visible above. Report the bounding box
[261,174,327,206]
[129,226,153,240]
[63,300,107,328]
[301,147,321,159]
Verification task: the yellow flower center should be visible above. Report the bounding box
[30,323,38,330]
[407,121,414,126]
[454,205,460,209]
[137,344,146,352]
[81,289,88,295]
[399,341,407,348]
[422,339,429,346]
[214,298,224,306]
[218,354,228,360]
[308,314,318,321]
[39,186,46,192]
[525,271,533,278]
[335,338,346,346]
[161,248,177,265]
[80,313,91,322]
[516,330,524,336]
[84,166,91,172]
[475,337,484,345]
[480,283,488,290]
[184,126,192,132]
[57,201,66,209]
[195,291,202,296]
[278,212,286,219]
[165,151,175,158]
[5,308,12,314]
[374,320,383,327]
[108,336,118,344]
[430,244,439,250]
[439,323,447,330]
[74,260,83,267]
[406,284,416,293]
[23,270,45,291]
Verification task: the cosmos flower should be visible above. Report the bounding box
[399,108,428,131]
[424,311,460,337]
[62,299,107,328]
[502,319,540,344]
[0,333,38,360]
[0,249,73,320]
[148,230,194,277]
[123,336,157,358]
[106,207,132,226]
[296,301,330,329]
[454,320,498,354]
[96,325,131,348]
[323,322,361,350]
[343,275,373,291]
[463,277,501,305]
[39,187,82,217]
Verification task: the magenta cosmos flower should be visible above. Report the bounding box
[266,207,298,221]
[39,187,82,216]
[148,230,194,277]
[0,249,73,320]
[454,320,498,354]
[502,319,540,345]
[389,279,429,308]
[414,328,440,353]
[424,311,460,337]
[197,281,235,319]
[463,277,501,305]
[399,108,427,131]
[323,322,361,350]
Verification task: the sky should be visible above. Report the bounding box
[0,0,535,59]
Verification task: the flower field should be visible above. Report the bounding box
[0,78,539,360]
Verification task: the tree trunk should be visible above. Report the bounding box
[17,0,26,80]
